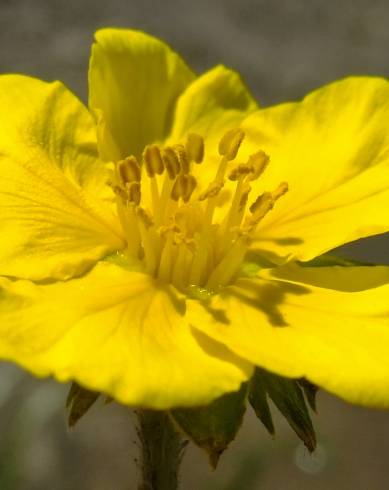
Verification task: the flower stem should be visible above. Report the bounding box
[136,409,187,490]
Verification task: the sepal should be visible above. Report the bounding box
[66,382,100,428]
[171,383,247,468]
[249,368,316,452]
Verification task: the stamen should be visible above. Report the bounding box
[186,133,204,164]
[171,240,192,290]
[162,147,181,179]
[245,192,274,230]
[158,233,174,282]
[198,179,224,201]
[126,181,141,205]
[143,145,164,176]
[117,156,141,184]
[218,128,245,161]
[174,144,190,174]
[228,163,255,181]
[247,151,270,180]
[171,174,197,202]
[136,207,157,274]
[136,206,154,228]
[116,201,141,256]
[239,183,251,210]
[207,234,251,290]
[272,182,289,201]
[113,126,287,291]
[249,192,271,214]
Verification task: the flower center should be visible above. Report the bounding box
[111,129,287,291]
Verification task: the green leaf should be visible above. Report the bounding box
[66,382,99,428]
[171,383,247,468]
[249,369,316,452]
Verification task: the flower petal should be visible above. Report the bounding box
[188,263,389,408]
[0,75,124,281]
[0,261,251,409]
[240,77,389,263]
[170,64,257,140]
[169,64,257,190]
[89,28,195,160]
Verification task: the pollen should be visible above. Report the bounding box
[112,129,287,290]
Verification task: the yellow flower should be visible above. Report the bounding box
[1,27,389,410]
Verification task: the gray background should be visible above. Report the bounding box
[1,0,389,488]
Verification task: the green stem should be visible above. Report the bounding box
[136,410,187,490]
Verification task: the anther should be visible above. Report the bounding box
[117,156,141,184]
[185,133,204,164]
[228,164,254,181]
[174,144,190,174]
[198,179,224,201]
[249,192,273,215]
[126,182,141,205]
[272,182,289,201]
[158,223,180,238]
[143,145,164,177]
[162,147,181,179]
[244,193,274,230]
[247,151,270,180]
[171,174,197,202]
[218,128,245,161]
[239,183,251,210]
[182,175,197,202]
[136,207,154,228]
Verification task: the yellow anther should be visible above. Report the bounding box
[143,145,164,177]
[171,176,182,202]
[247,151,270,180]
[136,206,154,228]
[244,193,274,230]
[272,182,289,201]
[112,185,127,202]
[171,174,197,202]
[183,175,197,202]
[126,181,141,205]
[158,223,180,238]
[117,156,141,184]
[249,191,273,214]
[218,128,245,161]
[198,179,224,201]
[185,133,204,164]
[162,147,181,179]
[239,183,251,210]
[174,144,190,174]
[228,163,254,181]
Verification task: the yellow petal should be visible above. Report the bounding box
[170,64,257,140]
[240,77,389,263]
[169,64,257,190]
[188,263,389,408]
[89,28,195,160]
[0,261,251,409]
[0,75,124,281]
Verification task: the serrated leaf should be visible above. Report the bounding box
[250,369,316,452]
[66,382,99,428]
[171,383,247,468]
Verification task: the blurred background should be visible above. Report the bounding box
[1,0,389,488]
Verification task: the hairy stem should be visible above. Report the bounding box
[136,410,187,490]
